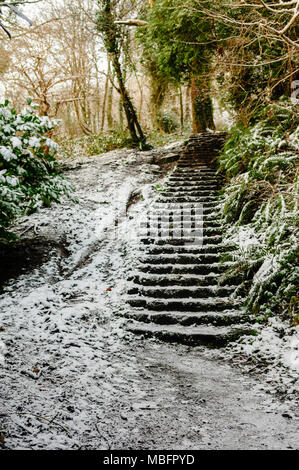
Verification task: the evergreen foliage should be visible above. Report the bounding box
[218,100,299,324]
[137,0,217,131]
[0,100,74,243]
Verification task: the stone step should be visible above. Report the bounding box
[126,322,254,347]
[163,186,219,192]
[139,235,223,245]
[147,209,221,221]
[140,216,221,224]
[151,206,220,216]
[166,183,220,189]
[175,165,216,170]
[155,199,220,206]
[169,175,221,180]
[159,192,219,200]
[168,180,222,186]
[156,194,219,201]
[169,173,221,178]
[177,164,214,168]
[136,261,233,275]
[176,165,217,170]
[127,285,236,298]
[140,223,223,236]
[163,184,219,191]
[124,309,252,327]
[128,272,221,287]
[151,198,218,207]
[142,243,235,254]
[142,218,223,227]
[174,167,218,172]
[137,253,224,264]
[173,173,219,179]
[174,158,212,162]
[154,201,219,207]
[126,296,240,311]
[177,162,212,165]
[176,164,215,168]
[174,167,217,171]
[139,228,217,236]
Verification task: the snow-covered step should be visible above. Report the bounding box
[127,285,237,298]
[139,235,223,245]
[126,322,254,347]
[152,201,218,208]
[168,173,216,179]
[127,296,241,312]
[139,225,223,237]
[173,171,220,177]
[124,310,252,327]
[151,205,220,214]
[164,185,219,191]
[140,216,222,225]
[141,220,223,229]
[161,187,219,194]
[137,253,223,264]
[159,192,219,200]
[142,243,235,254]
[155,196,219,203]
[128,272,221,287]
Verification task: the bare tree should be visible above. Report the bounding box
[3,0,107,136]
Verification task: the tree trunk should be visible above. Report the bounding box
[111,52,145,144]
[100,57,110,132]
[119,98,124,130]
[179,87,184,132]
[107,82,114,129]
[149,72,168,131]
[185,86,191,124]
[97,0,146,146]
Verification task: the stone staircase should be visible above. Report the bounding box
[124,133,254,347]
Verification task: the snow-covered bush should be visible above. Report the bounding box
[0,99,74,243]
[218,99,299,325]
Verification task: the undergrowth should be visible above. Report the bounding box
[218,98,299,326]
[58,129,188,159]
[58,129,138,158]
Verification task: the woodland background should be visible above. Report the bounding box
[0,0,298,324]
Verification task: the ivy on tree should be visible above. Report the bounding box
[137,0,218,132]
[96,0,147,148]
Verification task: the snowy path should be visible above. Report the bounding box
[0,147,298,449]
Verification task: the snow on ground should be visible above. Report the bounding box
[0,146,298,450]
[217,223,299,400]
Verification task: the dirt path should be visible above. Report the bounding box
[85,340,299,450]
[0,147,298,450]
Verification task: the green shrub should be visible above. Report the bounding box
[218,99,299,324]
[157,111,179,134]
[86,130,137,155]
[0,99,74,243]
[59,129,142,158]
